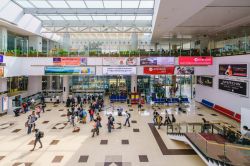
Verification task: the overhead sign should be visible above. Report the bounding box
[45,66,95,75]
[0,55,3,63]
[179,56,213,66]
[0,67,4,77]
[219,64,247,77]
[53,57,87,66]
[103,57,137,66]
[218,79,248,97]
[197,76,213,87]
[144,66,175,75]
[140,57,175,66]
[103,67,136,75]
[175,66,194,75]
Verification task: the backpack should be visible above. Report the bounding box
[127,113,131,118]
[172,116,176,123]
[39,131,44,138]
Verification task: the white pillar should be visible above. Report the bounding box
[0,78,7,92]
[55,76,61,90]
[62,76,69,102]
[62,33,71,51]
[46,76,53,90]
[130,33,138,50]
[0,27,7,52]
[131,75,137,93]
[28,36,42,52]
[28,76,42,95]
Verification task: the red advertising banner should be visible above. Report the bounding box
[179,56,213,66]
[53,57,87,66]
[144,66,175,75]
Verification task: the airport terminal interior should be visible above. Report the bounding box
[0,0,250,166]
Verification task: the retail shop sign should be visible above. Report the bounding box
[219,64,247,77]
[44,66,95,75]
[53,57,87,66]
[0,55,3,63]
[0,67,4,77]
[140,57,175,65]
[179,56,213,66]
[103,57,137,66]
[103,67,136,75]
[144,66,175,75]
[218,79,248,97]
[175,66,194,75]
[197,76,213,87]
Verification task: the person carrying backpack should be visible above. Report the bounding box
[30,129,43,151]
[124,111,131,127]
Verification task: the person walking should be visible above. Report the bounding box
[26,111,37,134]
[124,111,131,127]
[89,108,94,121]
[163,110,171,126]
[108,114,115,133]
[156,114,163,129]
[30,129,43,151]
[92,119,99,137]
[96,113,102,127]
[153,110,158,124]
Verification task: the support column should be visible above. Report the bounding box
[62,76,69,102]
[28,76,42,95]
[28,36,42,52]
[55,76,61,90]
[131,75,137,93]
[0,27,7,52]
[46,76,53,90]
[130,33,138,50]
[62,33,71,51]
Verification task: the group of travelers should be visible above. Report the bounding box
[153,109,176,129]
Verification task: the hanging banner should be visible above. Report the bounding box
[197,76,213,87]
[175,66,194,75]
[0,55,3,63]
[103,57,137,66]
[218,79,248,97]
[0,67,4,77]
[144,66,175,75]
[45,66,95,75]
[219,64,247,77]
[103,67,136,75]
[179,56,213,66]
[140,57,175,66]
[53,57,87,66]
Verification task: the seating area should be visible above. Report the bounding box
[201,99,241,122]
[153,97,190,104]
[110,95,127,103]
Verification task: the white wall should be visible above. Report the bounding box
[28,76,42,95]
[0,78,7,92]
[195,55,250,114]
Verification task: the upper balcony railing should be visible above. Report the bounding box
[166,122,250,166]
[1,47,250,57]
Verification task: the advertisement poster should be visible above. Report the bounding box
[175,66,194,75]
[197,76,213,87]
[103,67,136,75]
[0,55,3,63]
[218,79,248,97]
[45,66,95,75]
[0,67,3,77]
[144,66,175,75]
[219,64,247,77]
[2,97,8,112]
[140,57,175,66]
[53,57,87,66]
[179,56,213,66]
[103,57,137,66]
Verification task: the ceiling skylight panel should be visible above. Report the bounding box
[37,15,50,20]
[63,15,78,20]
[85,1,104,8]
[122,0,139,8]
[107,15,121,20]
[14,0,34,8]
[29,0,51,8]
[103,1,121,8]
[77,15,93,20]
[66,1,86,8]
[122,15,135,20]
[139,0,154,8]
[49,1,69,8]
[48,15,64,20]
[136,15,152,20]
[92,15,107,20]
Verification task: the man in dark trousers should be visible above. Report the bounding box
[30,129,43,151]
[124,111,131,127]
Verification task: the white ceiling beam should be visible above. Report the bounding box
[23,8,153,15]
[42,20,151,27]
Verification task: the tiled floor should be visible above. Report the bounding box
[0,98,240,166]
